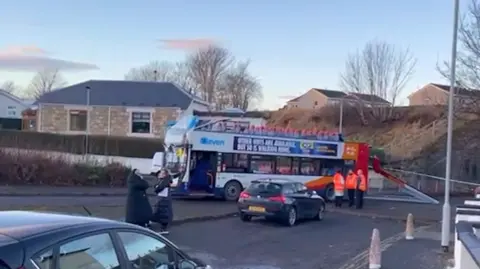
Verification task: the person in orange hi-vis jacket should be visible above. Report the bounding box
[355,169,367,209]
[345,169,357,207]
[333,169,345,208]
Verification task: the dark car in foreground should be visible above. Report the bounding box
[237,178,326,226]
[0,211,211,269]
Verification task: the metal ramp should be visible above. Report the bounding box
[365,157,439,204]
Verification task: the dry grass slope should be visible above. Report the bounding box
[265,105,447,149]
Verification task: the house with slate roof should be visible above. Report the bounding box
[32,80,210,137]
[408,83,480,107]
[285,88,390,109]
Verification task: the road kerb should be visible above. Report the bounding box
[327,208,438,225]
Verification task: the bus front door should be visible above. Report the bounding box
[189,152,216,192]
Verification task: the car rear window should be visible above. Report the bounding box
[246,182,283,196]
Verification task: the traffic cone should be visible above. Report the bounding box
[369,228,381,269]
[405,213,414,240]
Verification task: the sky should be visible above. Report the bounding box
[0,0,469,109]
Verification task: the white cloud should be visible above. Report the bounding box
[157,39,217,50]
[0,45,99,72]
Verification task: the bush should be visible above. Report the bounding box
[0,130,164,158]
[0,149,131,187]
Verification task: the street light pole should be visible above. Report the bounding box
[441,0,460,253]
[85,86,91,156]
[339,98,344,134]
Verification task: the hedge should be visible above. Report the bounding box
[0,149,131,186]
[0,130,164,158]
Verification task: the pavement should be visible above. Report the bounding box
[330,197,466,224]
[338,222,452,269]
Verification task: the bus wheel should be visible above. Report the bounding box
[325,183,335,202]
[224,180,242,201]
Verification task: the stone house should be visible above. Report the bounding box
[286,88,390,109]
[33,80,210,138]
[408,83,480,107]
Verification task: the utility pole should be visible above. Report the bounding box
[441,0,460,253]
[85,86,91,156]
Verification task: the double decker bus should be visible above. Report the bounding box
[161,115,370,201]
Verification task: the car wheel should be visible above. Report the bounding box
[240,213,252,222]
[325,183,335,202]
[283,207,297,227]
[224,180,242,201]
[314,203,326,221]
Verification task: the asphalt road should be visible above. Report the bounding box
[168,213,407,269]
[0,196,237,221]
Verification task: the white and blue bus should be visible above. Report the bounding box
[159,115,368,201]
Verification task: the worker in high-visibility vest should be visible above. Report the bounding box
[355,169,367,209]
[333,169,345,208]
[345,169,357,207]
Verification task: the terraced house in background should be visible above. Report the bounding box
[408,83,480,107]
[25,80,210,137]
[285,88,390,109]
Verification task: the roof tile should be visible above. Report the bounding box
[36,80,203,109]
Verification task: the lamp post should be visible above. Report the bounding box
[339,98,344,134]
[441,0,460,253]
[85,86,91,156]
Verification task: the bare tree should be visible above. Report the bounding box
[124,60,198,93]
[217,60,263,110]
[171,61,197,93]
[124,45,263,110]
[28,69,67,99]
[340,40,416,122]
[437,0,480,115]
[186,45,233,104]
[1,80,18,94]
[124,61,175,82]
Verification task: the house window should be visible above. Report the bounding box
[131,112,151,133]
[69,110,87,131]
[328,100,339,105]
[7,106,16,117]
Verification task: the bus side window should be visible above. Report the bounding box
[276,157,292,175]
[321,159,345,176]
[300,158,320,176]
[320,160,334,176]
[249,155,274,174]
[291,158,300,175]
[222,153,247,173]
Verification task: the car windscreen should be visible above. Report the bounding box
[246,182,283,196]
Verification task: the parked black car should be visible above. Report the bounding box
[237,178,326,226]
[0,211,211,269]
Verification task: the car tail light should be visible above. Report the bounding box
[268,195,286,203]
[239,191,250,199]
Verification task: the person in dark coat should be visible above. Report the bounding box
[125,169,153,227]
[151,168,174,234]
